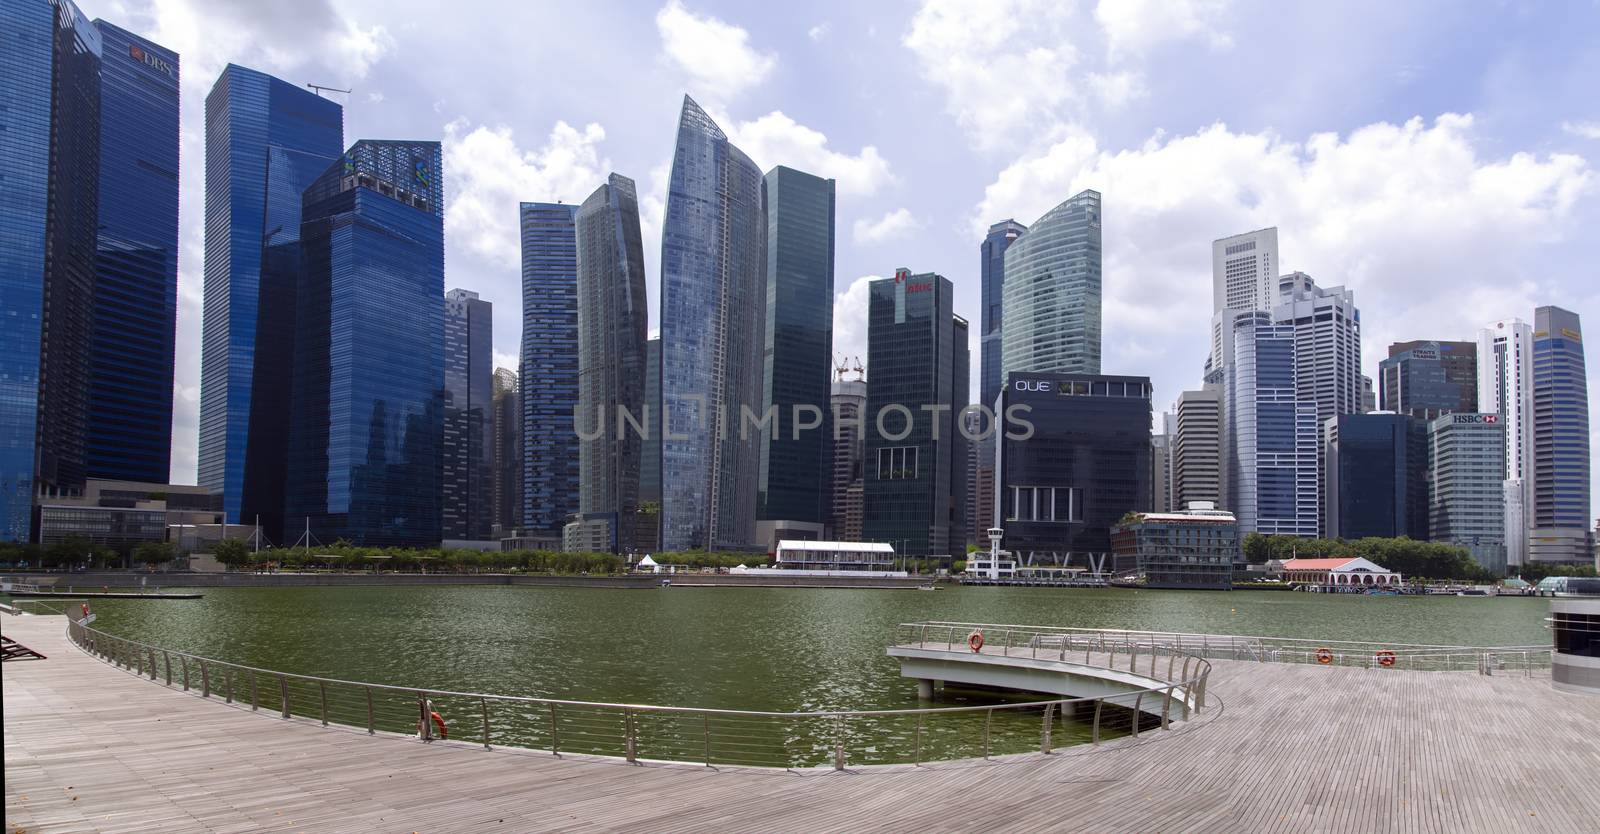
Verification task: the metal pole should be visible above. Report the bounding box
[320,682,329,726]
[481,698,490,749]
[365,687,375,734]
[1092,699,1103,745]
[1041,703,1055,753]
[914,713,923,765]
[834,715,846,771]
[202,662,210,698]
[279,675,290,719]
[550,703,560,755]
[702,714,711,767]
[182,656,190,691]
[983,709,993,759]
[625,708,637,763]
[1161,687,1174,730]
[250,670,258,711]
[225,668,233,704]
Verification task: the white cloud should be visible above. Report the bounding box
[723,110,894,197]
[493,350,519,373]
[1094,0,1232,60]
[808,22,830,41]
[1563,120,1600,140]
[442,119,610,268]
[832,276,881,370]
[367,91,385,103]
[655,0,776,101]
[853,208,922,244]
[1088,70,1147,109]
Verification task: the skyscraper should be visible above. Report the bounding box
[1210,228,1279,370]
[519,202,580,536]
[286,140,444,546]
[442,288,492,541]
[1226,312,1319,537]
[658,95,766,551]
[199,64,343,536]
[1378,340,1477,419]
[1478,318,1533,569]
[829,372,867,542]
[980,219,1027,409]
[1273,272,1361,535]
[490,368,521,533]
[758,166,835,532]
[1173,387,1224,510]
[1530,306,1592,564]
[1429,413,1507,574]
[640,338,662,507]
[575,173,648,551]
[1324,413,1428,541]
[1000,190,1102,382]
[863,271,968,557]
[1151,422,1174,513]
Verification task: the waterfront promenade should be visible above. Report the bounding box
[6,613,1600,833]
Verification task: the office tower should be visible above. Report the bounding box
[1478,318,1533,568]
[980,219,1028,409]
[1173,387,1224,509]
[640,338,662,506]
[1324,413,1428,540]
[863,271,968,557]
[575,173,649,551]
[1378,340,1478,419]
[757,166,835,534]
[1273,273,1361,535]
[519,202,580,536]
[1151,422,1173,513]
[997,373,1152,571]
[286,140,444,546]
[1226,312,1319,537]
[829,372,867,541]
[442,289,492,541]
[658,95,766,551]
[490,368,521,533]
[999,190,1102,381]
[1530,306,1592,564]
[1429,413,1507,574]
[199,64,343,537]
[1361,376,1376,413]
[963,408,998,543]
[1210,228,1279,369]
[87,20,179,485]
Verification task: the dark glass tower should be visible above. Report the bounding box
[979,219,1026,409]
[87,20,179,485]
[442,289,492,540]
[659,95,766,551]
[758,166,835,527]
[1378,340,1476,420]
[641,338,662,506]
[490,368,522,533]
[1530,306,1591,564]
[287,140,444,546]
[519,202,580,536]
[1000,191,1101,381]
[576,174,649,551]
[199,64,342,536]
[1325,413,1428,541]
[863,271,968,558]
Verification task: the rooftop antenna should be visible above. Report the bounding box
[306,83,351,98]
[851,357,865,382]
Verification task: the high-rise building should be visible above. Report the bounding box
[575,173,649,551]
[1361,376,1376,414]
[1324,413,1428,541]
[1210,228,1279,370]
[1378,340,1477,419]
[758,166,835,531]
[1000,190,1102,382]
[963,409,997,543]
[1478,318,1533,569]
[519,202,580,536]
[1226,312,1319,537]
[1429,413,1507,574]
[490,368,521,534]
[1273,272,1361,535]
[980,219,1028,410]
[998,373,1153,571]
[640,338,662,507]
[1173,387,1224,510]
[829,373,867,542]
[442,289,492,541]
[286,140,444,546]
[1530,306,1592,565]
[863,271,968,557]
[658,96,766,551]
[1151,422,1174,514]
[199,64,343,538]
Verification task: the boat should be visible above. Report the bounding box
[1364,588,1400,596]
[1456,588,1491,597]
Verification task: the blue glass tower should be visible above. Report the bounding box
[1226,311,1319,537]
[1530,306,1591,564]
[519,202,580,536]
[287,141,444,546]
[659,95,767,552]
[979,219,1026,410]
[87,20,179,484]
[443,289,493,541]
[199,64,342,536]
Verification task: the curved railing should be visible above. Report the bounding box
[63,618,1213,770]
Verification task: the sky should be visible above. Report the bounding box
[76,0,1600,520]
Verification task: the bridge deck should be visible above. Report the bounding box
[6,613,1600,833]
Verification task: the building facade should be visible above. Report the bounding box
[640,338,662,507]
[1273,273,1362,535]
[489,368,521,534]
[1210,228,1279,370]
[442,289,492,540]
[1151,425,1173,514]
[1428,412,1507,574]
[829,374,867,542]
[285,140,443,547]
[980,219,1028,410]
[1324,413,1428,541]
[1226,312,1319,537]
[1000,190,1102,382]
[1173,387,1224,510]
[519,202,580,535]
[1378,340,1477,419]
[1478,318,1534,569]
[658,96,766,551]
[1530,306,1592,565]
[1110,503,1237,590]
[863,272,968,558]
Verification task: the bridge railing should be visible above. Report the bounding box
[62,618,1208,771]
[896,622,1551,676]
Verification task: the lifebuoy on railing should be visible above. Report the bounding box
[1375,650,1397,668]
[1315,647,1334,665]
[420,699,449,739]
[967,630,985,652]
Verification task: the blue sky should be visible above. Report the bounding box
[79,0,1600,519]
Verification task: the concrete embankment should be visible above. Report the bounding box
[2,571,934,590]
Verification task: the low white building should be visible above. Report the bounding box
[774,540,895,572]
[1277,557,1402,587]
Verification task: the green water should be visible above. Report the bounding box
[59,585,1551,766]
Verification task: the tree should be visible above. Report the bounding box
[133,541,176,568]
[44,535,94,569]
[212,538,252,570]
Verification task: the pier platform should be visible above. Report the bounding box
[6,613,1600,832]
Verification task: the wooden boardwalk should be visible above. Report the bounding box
[6,613,1600,833]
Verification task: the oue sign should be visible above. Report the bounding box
[1015,379,1052,393]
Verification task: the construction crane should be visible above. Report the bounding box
[306,83,351,99]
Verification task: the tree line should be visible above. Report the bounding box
[1241,533,1599,582]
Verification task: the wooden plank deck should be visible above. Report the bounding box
[6,613,1600,833]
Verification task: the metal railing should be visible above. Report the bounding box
[897,622,1551,676]
[62,618,1212,770]
[13,599,91,617]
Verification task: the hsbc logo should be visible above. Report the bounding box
[129,43,174,77]
[1452,414,1499,424]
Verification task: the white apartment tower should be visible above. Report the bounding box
[1478,318,1534,568]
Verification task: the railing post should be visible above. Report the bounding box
[834,715,846,771]
[625,708,637,763]
[480,697,490,749]
[550,703,560,755]
[1197,671,1208,709]
[1182,656,1192,683]
[702,713,711,767]
[320,682,329,726]
[1001,630,1011,657]
[181,656,190,691]
[913,713,923,765]
[418,695,430,740]
[1129,644,1138,673]
[1041,703,1055,754]
[1092,699,1103,746]
[250,670,259,711]
[201,662,210,698]
[919,623,927,647]
[1167,653,1175,680]
[982,709,993,759]
[279,675,290,719]
[365,686,375,734]
[1131,693,1143,738]
[1149,651,1156,678]
[1161,686,1174,730]
[225,668,233,704]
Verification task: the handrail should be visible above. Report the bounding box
[62,617,1211,770]
[909,621,1543,652]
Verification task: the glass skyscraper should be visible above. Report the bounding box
[1530,306,1591,564]
[576,174,649,550]
[490,368,522,533]
[286,140,444,546]
[199,64,343,536]
[1000,190,1101,383]
[442,288,492,541]
[658,96,766,551]
[979,219,1026,410]
[1429,413,1507,574]
[519,202,580,536]
[1378,340,1477,420]
[1324,413,1428,541]
[1226,312,1319,537]
[758,166,835,528]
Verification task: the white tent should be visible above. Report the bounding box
[636,555,659,568]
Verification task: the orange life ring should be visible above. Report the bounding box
[1375,650,1397,668]
[967,630,985,652]
[428,710,448,739]
[80,603,91,618]
[1314,647,1333,664]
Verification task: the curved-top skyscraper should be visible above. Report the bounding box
[658,96,767,551]
[999,190,1102,383]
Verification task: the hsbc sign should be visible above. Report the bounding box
[1452,413,1500,424]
